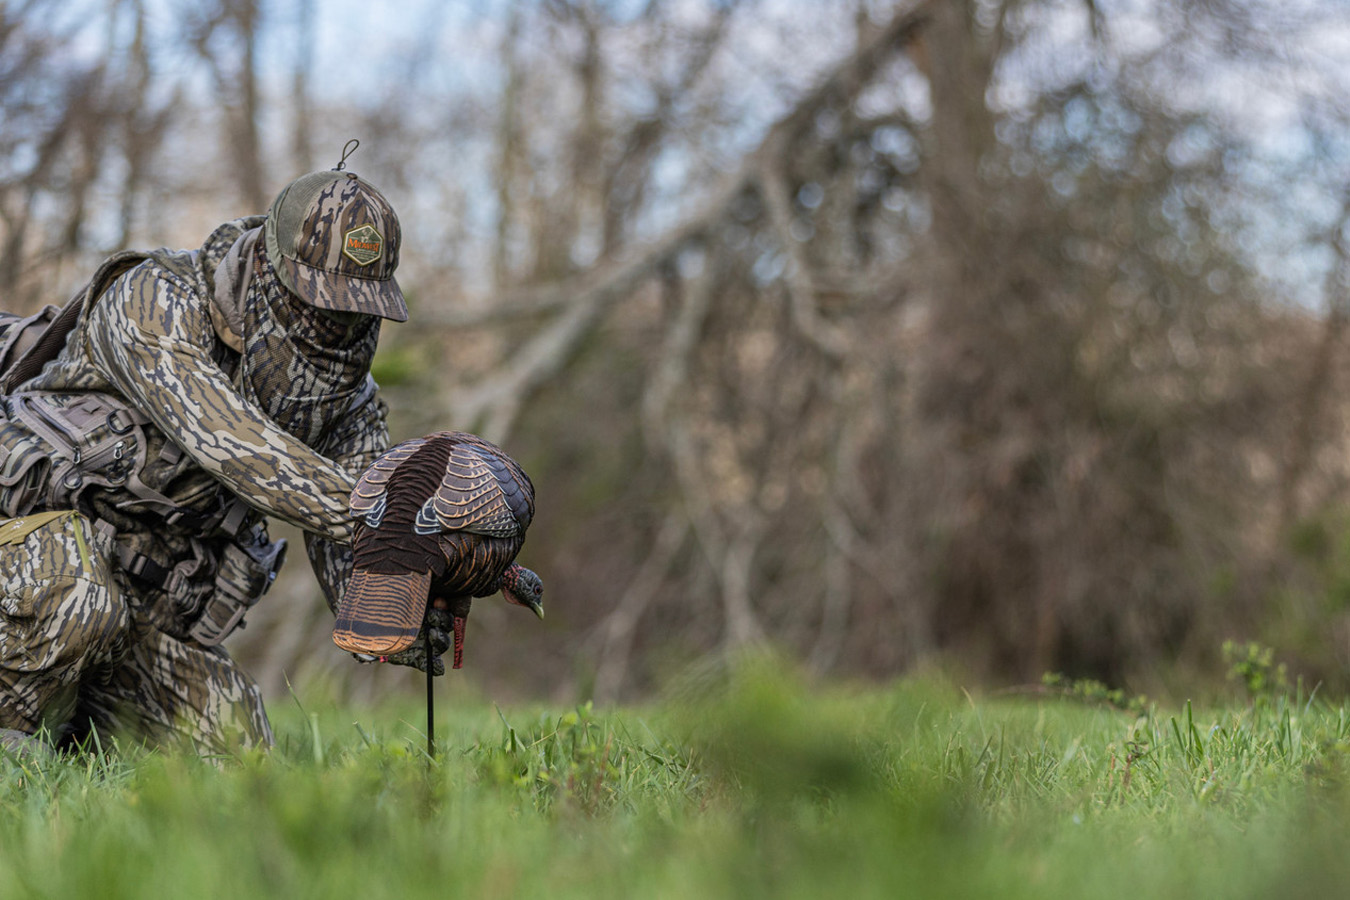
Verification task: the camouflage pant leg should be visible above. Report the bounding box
[78,625,274,756]
[0,510,271,755]
[0,512,128,736]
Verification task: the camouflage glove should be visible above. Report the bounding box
[381,606,453,677]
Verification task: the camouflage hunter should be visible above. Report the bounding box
[0,169,406,756]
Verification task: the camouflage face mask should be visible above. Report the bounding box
[237,246,380,448]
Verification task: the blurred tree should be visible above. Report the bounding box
[428,0,1350,694]
[180,0,268,210]
[0,0,179,309]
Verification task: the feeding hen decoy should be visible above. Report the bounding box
[333,431,543,671]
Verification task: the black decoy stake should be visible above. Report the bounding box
[426,658,436,761]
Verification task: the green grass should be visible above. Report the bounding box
[6,655,1350,899]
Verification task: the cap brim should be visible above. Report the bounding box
[281,257,410,322]
[333,569,430,655]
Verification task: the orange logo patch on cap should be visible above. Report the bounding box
[342,224,383,266]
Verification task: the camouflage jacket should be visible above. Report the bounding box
[1,217,389,637]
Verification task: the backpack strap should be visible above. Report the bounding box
[0,297,84,393]
[0,510,74,546]
[0,306,60,383]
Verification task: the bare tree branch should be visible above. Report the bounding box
[592,511,688,701]
[446,0,937,440]
[758,160,851,361]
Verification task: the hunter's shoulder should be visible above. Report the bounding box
[92,251,213,346]
[114,250,199,294]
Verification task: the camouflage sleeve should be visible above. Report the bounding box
[320,387,390,483]
[84,264,357,543]
[305,392,390,613]
[305,535,351,615]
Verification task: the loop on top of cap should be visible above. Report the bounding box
[334,138,360,172]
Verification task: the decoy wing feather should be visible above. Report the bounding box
[430,442,533,538]
[414,496,440,535]
[362,492,388,529]
[349,437,428,514]
[428,431,534,512]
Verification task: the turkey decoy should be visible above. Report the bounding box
[333,431,543,671]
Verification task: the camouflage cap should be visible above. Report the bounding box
[263,170,408,322]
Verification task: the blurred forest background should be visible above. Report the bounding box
[5,0,1350,703]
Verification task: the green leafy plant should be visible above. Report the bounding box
[1222,640,1289,703]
